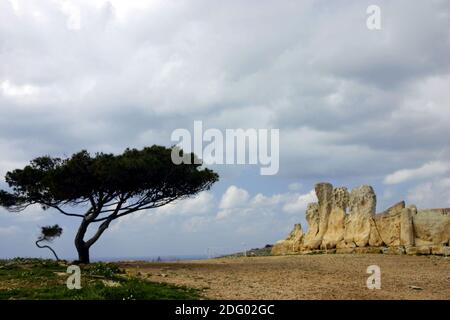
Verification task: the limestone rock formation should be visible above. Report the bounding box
[322,187,348,249]
[400,206,415,246]
[413,208,450,246]
[310,183,333,250]
[343,185,376,247]
[302,203,320,249]
[370,201,405,247]
[271,182,450,256]
[271,224,304,255]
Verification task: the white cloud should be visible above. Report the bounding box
[1,80,39,97]
[218,186,249,210]
[87,0,163,22]
[0,159,27,178]
[105,183,316,254]
[384,161,450,184]
[407,178,450,208]
[282,189,317,214]
[217,185,316,220]
[0,226,21,236]
[156,191,215,216]
[0,203,49,223]
[1,0,450,257]
[109,191,215,231]
[250,193,283,207]
[181,216,212,233]
[57,0,81,30]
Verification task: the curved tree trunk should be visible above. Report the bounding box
[74,202,123,264]
[75,219,91,264]
[35,239,59,261]
[76,245,90,264]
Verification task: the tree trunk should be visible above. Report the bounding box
[76,245,90,264]
[35,239,60,261]
[75,219,91,264]
[74,207,119,264]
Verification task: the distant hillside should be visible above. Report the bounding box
[220,244,273,258]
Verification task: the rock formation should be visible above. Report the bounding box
[302,203,319,249]
[343,185,376,248]
[322,187,348,249]
[271,224,304,255]
[272,182,450,256]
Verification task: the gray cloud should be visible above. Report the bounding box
[1,0,450,258]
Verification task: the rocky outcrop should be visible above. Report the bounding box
[322,187,348,249]
[370,201,405,247]
[307,183,333,250]
[271,224,304,255]
[400,206,415,246]
[413,208,450,246]
[302,203,320,249]
[272,182,450,256]
[343,185,376,248]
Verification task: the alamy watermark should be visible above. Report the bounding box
[366,5,381,30]
[66,265,82,290]
[171,121,280,175]
[366,265,381,289]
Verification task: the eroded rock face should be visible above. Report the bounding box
[302,203,320,249]
[271,224,304,255]
[413,208,450,246]
[400,206,415,246]
[373,213,401,246]
[349,185,377,216]
[272,182,450,256]
[343,185,376,247]
[322,187,349,249]
[385,201,406,215]
[311,183,333,249]
[370,201,406,247]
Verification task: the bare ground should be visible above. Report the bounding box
[119,254,450,300]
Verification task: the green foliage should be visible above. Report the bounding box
[0,146,218,263]
[85,262,123,278]
[0,259,201,300]
[0,146,219,211]
[39,224,63,242]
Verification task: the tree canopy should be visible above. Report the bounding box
[0,145,219,263]
[35,224,63,260]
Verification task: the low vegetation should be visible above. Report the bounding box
[222,244,273,258]
[0,258,201,300]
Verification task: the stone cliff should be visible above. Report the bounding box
[272,182,450,256]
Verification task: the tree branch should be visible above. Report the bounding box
[85,196,126,247]
[93,196,181,222]
[42,203,85,218]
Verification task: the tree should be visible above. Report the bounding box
[0,146,219,263]
[35,224,63,260]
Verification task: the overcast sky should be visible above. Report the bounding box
[1,0,450,260]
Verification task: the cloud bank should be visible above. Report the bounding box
[1,0,450,258]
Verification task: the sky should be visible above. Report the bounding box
[1,0,450,260]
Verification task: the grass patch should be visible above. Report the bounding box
[0,258,201,300]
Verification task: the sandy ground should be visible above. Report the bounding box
[119,254,450,300]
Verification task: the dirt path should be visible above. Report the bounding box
[119,254,450,300]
